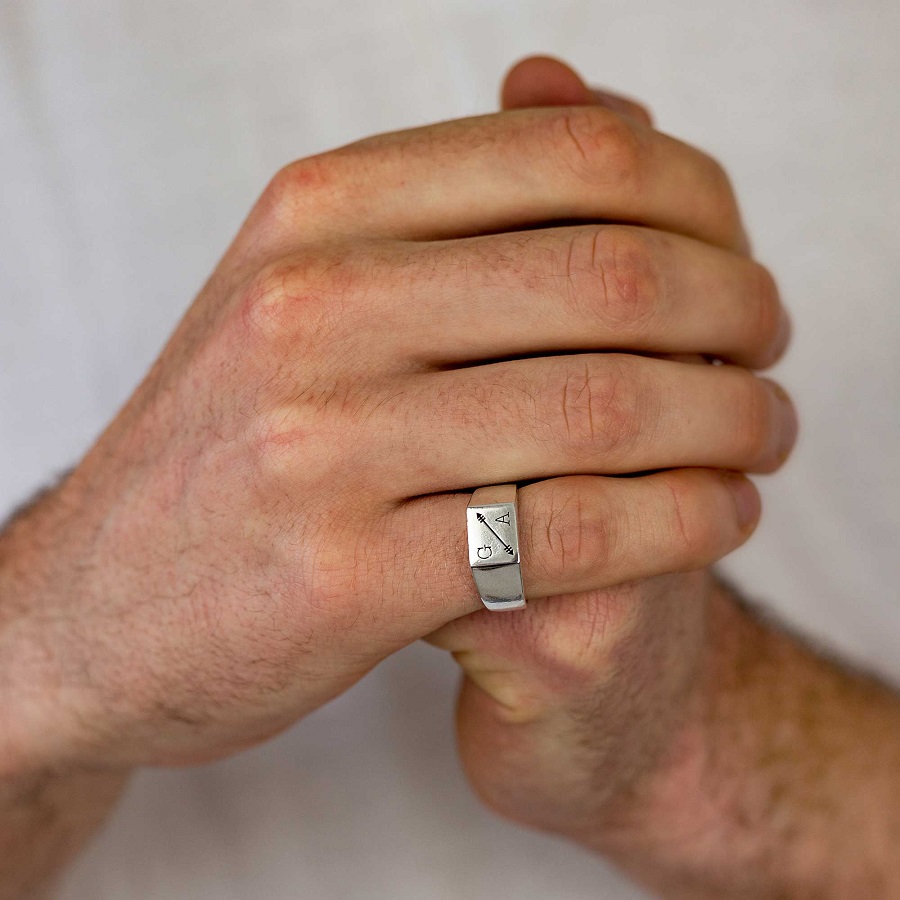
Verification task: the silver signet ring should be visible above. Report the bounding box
[467,484,526,611]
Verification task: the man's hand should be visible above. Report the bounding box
[434,58,900,899]
[2,57,792,790]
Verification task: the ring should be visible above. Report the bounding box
[467,484,526,611]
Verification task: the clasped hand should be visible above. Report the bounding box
[1,57,795,849]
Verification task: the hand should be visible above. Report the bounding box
[0,58,793,778]
[429,55,797,851]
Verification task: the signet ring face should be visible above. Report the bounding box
[466,484,526,611]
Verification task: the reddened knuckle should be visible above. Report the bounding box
[552,358,637,460]
[238,253,354,345]
[259,155,337,221]
[261,164,296,209]
[549,107,643,190]
[238,262,297,340]
[246,405,309,482]
[245,382,355,485]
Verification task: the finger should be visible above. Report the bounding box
[500,55,654,128]
[377,225,788,369]
[372,354,797,495]
[384,468,759,625]
[262,106,747,252]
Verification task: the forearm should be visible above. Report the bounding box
[0,769,127,900]
[0,486,129,900]
[591,580,900,898]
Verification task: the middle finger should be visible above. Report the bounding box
[372,225,789,370]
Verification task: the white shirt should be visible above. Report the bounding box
[1,1,898,897]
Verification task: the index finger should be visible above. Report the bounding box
[261,106,748,253]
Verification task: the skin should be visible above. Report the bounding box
[7,51,884,899]
[432,57,900,899]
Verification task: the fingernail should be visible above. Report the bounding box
[589,88,653,126]
[722,472,761,529]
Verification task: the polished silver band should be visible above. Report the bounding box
[466,484,526,611]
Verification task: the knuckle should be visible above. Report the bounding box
[245,404,314,483]
[244,382,356,484]
[547,107,644,191]
[237,253,353,345]
[530,483,612,584]
[273,515,386,637]
[564,227,660,330]
[238,261,299,340]
[661,476,718,564]
[258,155,339,223]
[550,358,639,461]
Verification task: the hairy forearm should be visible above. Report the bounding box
[0,485,129,900]
[591,580,900,899]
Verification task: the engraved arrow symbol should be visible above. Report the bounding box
[476,512,515,556]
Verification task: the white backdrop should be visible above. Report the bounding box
[1,1,898,897]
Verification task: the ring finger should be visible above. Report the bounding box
[381,468,759,630]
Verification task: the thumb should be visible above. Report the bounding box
[429,573,709,835]
[501,55,654,126]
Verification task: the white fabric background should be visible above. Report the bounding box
[1,1,898,897]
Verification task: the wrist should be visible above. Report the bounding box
[584,579,900,898]
[583,579,766,886]
[0,477,114,781]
